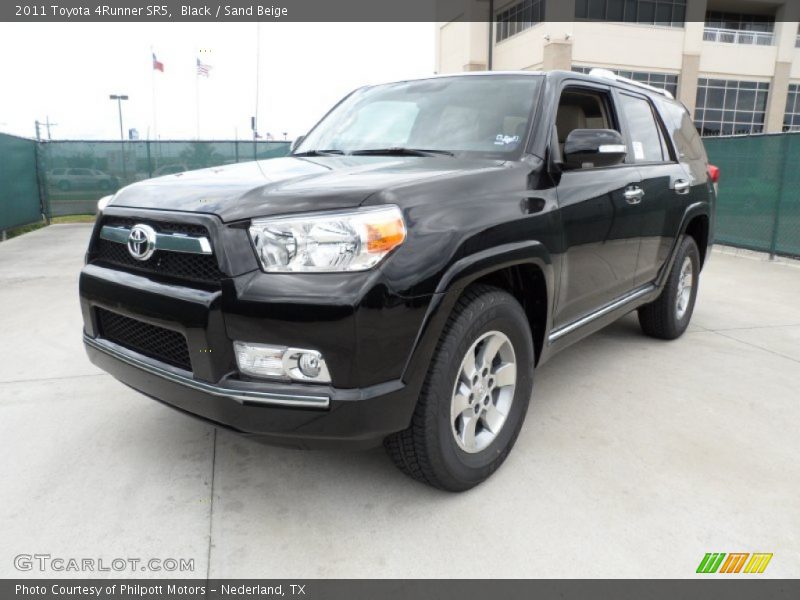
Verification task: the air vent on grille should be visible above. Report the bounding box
[96,308,192,371]
[90,217,224,285]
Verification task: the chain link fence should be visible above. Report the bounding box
[39,140,291,217]
[704,133,800,258]
[0,133,44,233]
[1,137,290,230]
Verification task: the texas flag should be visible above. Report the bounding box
[152,52,164,72]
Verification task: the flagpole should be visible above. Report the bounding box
[195,60,200,139]
[254,22,261,155]
[150,46,158,141]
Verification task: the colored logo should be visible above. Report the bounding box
[696,553,773,574]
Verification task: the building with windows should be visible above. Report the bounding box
[435,0,800,135]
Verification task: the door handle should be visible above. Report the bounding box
[624,187,644,204]
[674,179,691,195]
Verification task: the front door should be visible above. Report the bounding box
[554,168,644,328]
[552,84,643,329]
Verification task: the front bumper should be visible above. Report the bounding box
[80,229,430,448]
[84,335,417,450]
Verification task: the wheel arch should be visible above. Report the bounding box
[684,213,710,268]
[656,202,711,292]
[460,263,548,366]
[401,242,554,389]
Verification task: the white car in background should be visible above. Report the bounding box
[48,168,119,191]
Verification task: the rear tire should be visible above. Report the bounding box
[638,236,700,340]
[384,285,534,492]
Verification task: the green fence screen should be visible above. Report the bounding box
[39,140,291,217]
[0,133,42,232]
[2,132,799,258]
[705,133,800,257]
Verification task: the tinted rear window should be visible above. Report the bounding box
[655,98,708,163]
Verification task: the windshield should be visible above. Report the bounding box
[295,75,542,159]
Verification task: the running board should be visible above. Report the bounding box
[548,285,656,343]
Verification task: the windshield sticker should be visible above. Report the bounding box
[632,141,645,161]
[495,134,520,146]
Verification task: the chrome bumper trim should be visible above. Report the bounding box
[100,225,212,255]
[84,335,330,409]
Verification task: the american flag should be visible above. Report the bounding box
[196,58,211,77]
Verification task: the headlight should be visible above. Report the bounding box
[248,206,406,272]
[97,195,114,213]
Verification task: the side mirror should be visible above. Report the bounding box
[290,135,305,153]
[563,129,627,169]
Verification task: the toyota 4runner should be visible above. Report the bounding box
[80,70,717,491]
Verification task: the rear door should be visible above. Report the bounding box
[616,91,691,285]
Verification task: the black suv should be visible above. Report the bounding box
[80,70,716,491]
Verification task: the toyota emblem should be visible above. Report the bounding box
[127,224,157,261]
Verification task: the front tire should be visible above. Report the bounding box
[384,285,534,491]
[638,236,700,340]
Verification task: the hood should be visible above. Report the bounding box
[109,156,506,222]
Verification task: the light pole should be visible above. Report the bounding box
[109,94,129,182]
[109,94,129,140]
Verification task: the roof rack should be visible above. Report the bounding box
[588,68,675,100]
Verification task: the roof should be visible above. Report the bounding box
[377,69,678,103]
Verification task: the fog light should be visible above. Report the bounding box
[233,341,331,384]
[298,353,321,378]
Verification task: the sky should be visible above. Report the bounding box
[0,22,435,141]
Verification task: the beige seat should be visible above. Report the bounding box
[556,104,588,155]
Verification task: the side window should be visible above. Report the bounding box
[554,87,618,163]
[657,98,707,162]
[619,93,665,163]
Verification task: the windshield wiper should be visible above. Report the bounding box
[292,149,345,157]
[350,147,455,157]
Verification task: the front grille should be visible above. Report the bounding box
[96,308,192,371]
[103,216,209,237]
[90,217,225,286]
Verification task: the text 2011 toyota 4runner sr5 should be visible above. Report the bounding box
[81,70,717,491]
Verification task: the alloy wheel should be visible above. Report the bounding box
[675,256,694,320]
[450,331,517,454]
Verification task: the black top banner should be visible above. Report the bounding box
[5,0,446,22]
[1,0,731,23]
